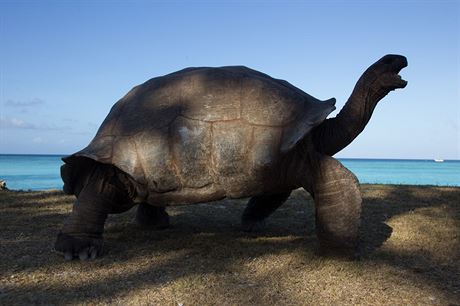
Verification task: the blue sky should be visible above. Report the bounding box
[1,0,459,159]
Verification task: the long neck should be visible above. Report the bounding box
[311,54,407,156]
[311,75,383,156]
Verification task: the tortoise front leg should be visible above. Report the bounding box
[241,191,291,232]
[309,156,362,256]
[55,195,108,260]
[135,203,170,229]
[55,164,134,260]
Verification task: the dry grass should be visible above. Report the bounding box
[0,185,459,305]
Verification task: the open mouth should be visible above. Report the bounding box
[393,56,408,88]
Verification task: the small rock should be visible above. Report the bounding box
[0,180,8,191]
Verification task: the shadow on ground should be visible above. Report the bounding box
[0,185,459,304]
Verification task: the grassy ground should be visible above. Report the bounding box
[0,185,459,305]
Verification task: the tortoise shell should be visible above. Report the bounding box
[64,66,336,202]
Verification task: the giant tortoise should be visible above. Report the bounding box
[55,54,408,260]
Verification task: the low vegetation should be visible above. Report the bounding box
[1,185,459,305]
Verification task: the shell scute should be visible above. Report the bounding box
[241,76,304,126]
[211,120,252,195]
[134,129,180,192]
[171,117,213,188]
[180,68,242,122]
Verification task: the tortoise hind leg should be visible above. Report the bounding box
[310,156,361,256]
[135,203,170,229]
[241,191,291,232]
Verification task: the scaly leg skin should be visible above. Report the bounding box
[241,191,291,232]
[55,191,109,260]
[311,155,362,259]
[135,203,170,229]
[55,164,134,261]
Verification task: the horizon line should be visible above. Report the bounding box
[0,153,458,162]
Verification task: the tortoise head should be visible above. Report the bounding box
[368,54,408,90]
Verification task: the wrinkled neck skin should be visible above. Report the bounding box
[312,54,408,157]
[312,75,383,157]
[339,72,388,138]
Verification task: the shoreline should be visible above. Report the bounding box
[2,157,459,189]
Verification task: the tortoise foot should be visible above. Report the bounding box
[135,203,170,229]
[241,218,266,232]
[241,192,291,232]
[54,232,104,261]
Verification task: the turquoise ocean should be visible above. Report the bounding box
[0,154,459,191]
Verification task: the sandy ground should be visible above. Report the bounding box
[0,185,459,305]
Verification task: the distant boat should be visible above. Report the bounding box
[434,159,444,163]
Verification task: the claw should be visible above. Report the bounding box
[79,249,89,261]
[89,246,98,259]
[64,252,73,261]
[55,232,104,261]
